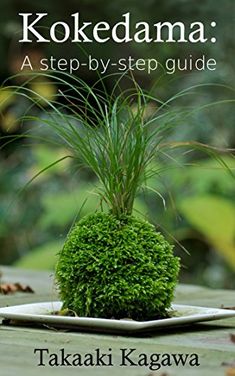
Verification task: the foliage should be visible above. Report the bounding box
[15,240,63,270]
[0,73,234,292]
[158,157,235,271]
[20,75,175,219]
[179,195,235,269]
[56,212,180,320]
[169,157,235,198]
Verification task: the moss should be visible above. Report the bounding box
[56,212,180,320]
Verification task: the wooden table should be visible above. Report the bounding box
[0,266,235,376]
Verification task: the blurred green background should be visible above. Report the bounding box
[0,0,235,289]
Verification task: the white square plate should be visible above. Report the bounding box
[0,301,235,334]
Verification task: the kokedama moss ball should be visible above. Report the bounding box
[56,212,180,320]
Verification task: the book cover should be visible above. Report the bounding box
[0,1,234,376]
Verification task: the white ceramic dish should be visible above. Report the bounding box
[0,301,235,334]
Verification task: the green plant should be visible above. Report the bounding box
[56,212,179,320]
[36,75,179,319]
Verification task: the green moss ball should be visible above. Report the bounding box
[56,212,180,320]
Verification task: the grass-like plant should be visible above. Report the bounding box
[51,76,181,319]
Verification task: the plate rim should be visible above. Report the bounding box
[0,301,235,332]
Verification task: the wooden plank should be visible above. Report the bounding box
[0,266,235,376]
